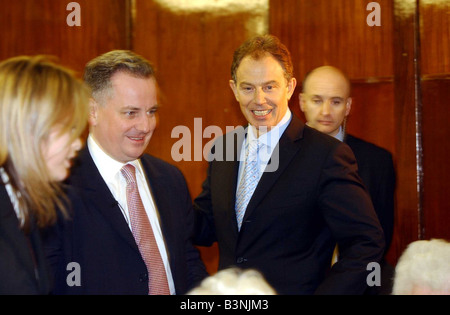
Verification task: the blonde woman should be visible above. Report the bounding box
[0,56,89,294]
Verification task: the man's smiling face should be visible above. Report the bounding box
[89,71,159,163]
[229,54,296,135]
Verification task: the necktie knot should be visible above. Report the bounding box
[121,164,137,185]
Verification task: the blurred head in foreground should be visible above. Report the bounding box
[188,268,277,295]
[392,239,450,295]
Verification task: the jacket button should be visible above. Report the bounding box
[139,273,148,282]
[236,257,247,264]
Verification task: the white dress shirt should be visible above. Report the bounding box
[87,135,175,294]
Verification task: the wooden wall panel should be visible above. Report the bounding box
[346,82,396,155]
[420,1,450,75]
[391,0,421,263]
[420,1,450,240]
[269,0,394,81]
[0,0,129,74]
[422,79,450,239]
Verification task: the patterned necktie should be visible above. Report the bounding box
[235,139,259,231]
[121,164,170,295]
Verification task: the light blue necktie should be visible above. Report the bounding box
[235,139,260,231]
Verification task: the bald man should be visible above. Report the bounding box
[300,66,352,138]
[300,66,396,294]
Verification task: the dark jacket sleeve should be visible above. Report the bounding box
[315,142,386,294]
[175,166,209,291]
[193,161,218,247]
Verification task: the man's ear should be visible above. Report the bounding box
[88,98,99,126]
[287,77,297,100]
[299,92,306,112]
[229,80,239,102]
[345,97,353,117]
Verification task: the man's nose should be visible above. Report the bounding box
[136,115,153,133]
[254,88,266,105]
[321,100,331,115]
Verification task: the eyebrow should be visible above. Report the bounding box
[121,104,160,110]
[239,80,279,87]
[311,95,345,101]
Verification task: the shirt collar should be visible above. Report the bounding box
[87,135,143,182]
[334,126,345,142]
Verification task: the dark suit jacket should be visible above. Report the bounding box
[194,115,385,295]
[345,134,395,251]
[0,182,51,295]
[43,146,207,295]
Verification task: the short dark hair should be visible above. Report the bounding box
[231,34,294,82]
[84,50,155,103]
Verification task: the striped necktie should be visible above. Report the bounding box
[121,164,170,295]
[235,139,260,231]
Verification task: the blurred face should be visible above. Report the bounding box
[299,68,352,137]
[229,55,296,135]
[42,126,82,181]
[89,72,158,163]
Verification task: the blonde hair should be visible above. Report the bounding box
[188,268,277,295]
[392,239,450,295]
[0,55,90,230]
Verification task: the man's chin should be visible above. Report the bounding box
[311,123,331,133]
[120,149,146,163]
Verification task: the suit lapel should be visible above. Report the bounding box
[139,157,172,244]
[71,147,139,252]
[220,128,245,234]
[139,156,188,273]
[242,116,305,223]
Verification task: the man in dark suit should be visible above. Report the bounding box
[43,50,207,295]
[194,35,385,295]
[299,65,395,293]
